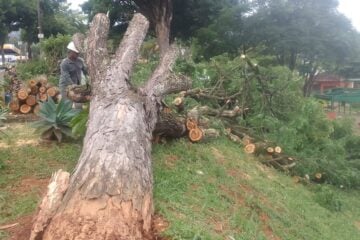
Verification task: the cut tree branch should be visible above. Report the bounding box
[144,45,183,97]
[99,13,149,97]
[73,14,110,84]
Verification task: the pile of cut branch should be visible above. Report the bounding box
[156,87,297,172]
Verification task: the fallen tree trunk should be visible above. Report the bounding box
[153,112,187,139]
[33,12,189,240]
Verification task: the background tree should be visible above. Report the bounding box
[245,0,360,96]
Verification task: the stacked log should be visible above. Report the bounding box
[224,127,296,171]
[185,110,220,143]
[8,77,59,114]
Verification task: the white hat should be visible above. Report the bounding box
[67,41,79,53]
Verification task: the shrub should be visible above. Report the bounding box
[314,185,343,212]
[184,53,360,189]
[41,34,72,74]
[16,59,51,81]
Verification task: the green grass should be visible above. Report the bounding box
[152,138,360,240]
[0,122,80,238]
[0,123,359,239]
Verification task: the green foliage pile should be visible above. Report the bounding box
[177,53,359,189]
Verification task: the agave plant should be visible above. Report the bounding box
[0,107,8,126]
[70,104,89,139]
[0,107,8,138]
[33,98,80,142]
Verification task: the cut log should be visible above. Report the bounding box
[9,100,20,112]
[172,97,184,112]
[198,105,242,118]
[26,95,37,106]
[28,79,38,88]
[30,86,39,95]
[198,117,210,128]
[242,136,252,145]
[20,104,32,114]
[186,118,198,130]
[315,173,322,181]
[172,97,184,106]
[153,112,187,139]
[189,127,203,142]
[202,128,220,139]
[225,129,242,143]
[187,107,200,123]
[47,87,60,97]
[39,86,47,94]
[18,88,29,100]
[33,104,41,115]
[274,146,282,154]
[39,93,48,102]
[36,75,48,86]
[244,143,256,154]
[266,147,274,154]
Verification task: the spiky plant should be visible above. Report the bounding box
[0,107,8,124]
[0,107,8,137]
[33,98,80,142]
[70,104,89,139]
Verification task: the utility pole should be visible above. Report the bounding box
[37,0,44,57]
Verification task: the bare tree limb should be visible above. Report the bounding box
[144,45,189,96]
[86,14,110,83]
[98,13,149,97]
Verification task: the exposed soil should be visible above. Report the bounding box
[11,177,50,195]
[164,155,179,169]
[259,213,281,240]
[212,147,226,165]
[354,221,360,231]
[4,215,33,240]
[4,213,170,240]
[5,113,39,123]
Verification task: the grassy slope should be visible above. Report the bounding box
[0,123,359,239]
[153,139,360,240]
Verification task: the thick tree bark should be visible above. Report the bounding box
[37,14,157,240]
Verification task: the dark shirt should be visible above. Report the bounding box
[59,57,87,88]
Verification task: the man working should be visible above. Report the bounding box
[59,41,87,103]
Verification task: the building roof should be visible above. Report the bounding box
[0,44,20,55]
[314,73,344,82]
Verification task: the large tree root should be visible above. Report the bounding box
[41,193,153,240]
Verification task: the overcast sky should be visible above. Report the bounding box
[69,0,360,32]
[338,0,360,31]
